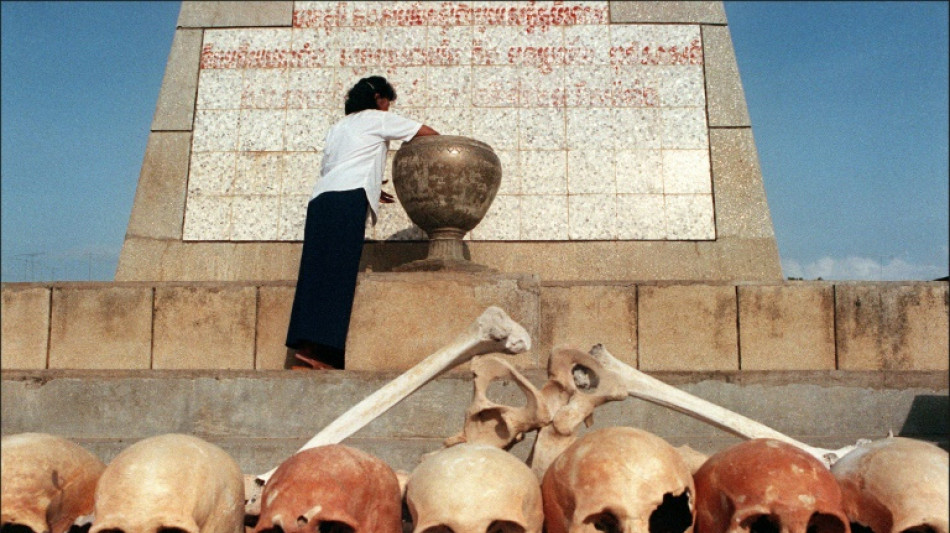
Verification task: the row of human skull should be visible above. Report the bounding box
[3,430,946,533]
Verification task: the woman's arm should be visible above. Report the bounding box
[412,125,439,138]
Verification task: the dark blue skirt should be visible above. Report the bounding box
[285,189,368,368]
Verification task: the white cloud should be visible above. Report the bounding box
[783,255,947,281]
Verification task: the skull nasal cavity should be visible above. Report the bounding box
[486,520,526,533]
[318,522,355,533]
[586,512,621,533]
[157,528,191,533]
[648,492,693,533]
[807,513,846,533]
[1,524,40,533]
[742,515,780,533]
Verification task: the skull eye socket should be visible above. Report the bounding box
[1,524,42,533]
[486,521,525,533]
[421,526,454,533]
[740,514,780,533]
[317,522,355,533]
[807,513,846,533]
[584,511,621,533]
[900,526,939,533]
[648,492,693,533]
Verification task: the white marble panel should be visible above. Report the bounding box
[521,194,568,240]
[428,106,471,137]
[426,25,473,66]
[661,107,708,149]
[521,150,566,195]
[568,149,615,194]
[616,149,663,194]
[662,149,711,194]
[564,65,613,107]
[616,194,666,240]
[283,152,321,196]
[520,66,565,108]
[231,195,280,241]
[472,66,520,107]
[277,194,309,241]
[183,196,232,241]
[650,65,705,108]
[614,108,661,149]
[188,152,237,195]
[284,109,333,152]
[569,194,617,240]
[665,194,715,240]
[566,108,614,150]
[241,69,288,109]
[382,66,428,108]
[471,194,521,240]
[336,27,382,67]
[520,107,565,149]
[192,110,241,152]
[472,108,519,150]
[235,152,283,195]
[494,149,521,195]
[196,69,243,109]
[381,26,429,66]
[473,25,527,66]
[286,67,340,109]
[564,24,608,66]
[374,203,425,241]
[427,66,472,107]
[239,109,286,151]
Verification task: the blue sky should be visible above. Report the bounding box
[1,1,947,282]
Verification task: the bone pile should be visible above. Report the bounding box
[2,307,947,533]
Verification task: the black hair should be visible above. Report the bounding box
[344,76,397,115]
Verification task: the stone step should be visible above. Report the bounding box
[2,369,946,475]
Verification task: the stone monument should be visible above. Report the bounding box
[115,0,782,282]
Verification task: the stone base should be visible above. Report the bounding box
[393,258,496,273]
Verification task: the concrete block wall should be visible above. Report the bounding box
[3,279,947,372]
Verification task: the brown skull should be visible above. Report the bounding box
[90,433,244,533]
[1,433,106,533]
[254,445,402,533]
[542,427,695,533]
[694,439,850,533]
[831,437,948,533]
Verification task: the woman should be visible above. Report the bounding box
[286,76,439,369]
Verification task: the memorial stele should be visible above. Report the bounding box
[116,1,782,282]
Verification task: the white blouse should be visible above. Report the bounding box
[312,109,422,224]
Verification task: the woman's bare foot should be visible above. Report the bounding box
[292,352,336,370]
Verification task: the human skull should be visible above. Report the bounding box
[693,439,850,533]
[406,443,543,533]
[254,445,402,533]
[541,427,695,533]
[831,437,948,533]
[90,434,244,533]
[1,433,106,533]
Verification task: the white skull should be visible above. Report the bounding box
[541,427,695,533]
[1,433,106,533]
[90,434,244,533]
[407,443,543,533]
[831,437,949,533]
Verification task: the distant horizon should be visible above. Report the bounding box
[2,1,947,282]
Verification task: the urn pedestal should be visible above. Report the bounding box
[392,135,502,272]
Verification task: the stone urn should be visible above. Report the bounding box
[392,135,502,272]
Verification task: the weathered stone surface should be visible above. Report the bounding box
[703,25,751,128]
[1,286,50,369]
[610,1,727,24]
[3,370,945,474]
[49,286,152,370]
[177,1,293,28]
[346,272,541,371]
[836,283,949,370]
[538,284,637,367]
[638,284,739,370]
[710,128,778,241]
[738,284,835,370]
[151,30,202,131]
[152,286,256,369]
[119,132,191,243]
[256,285,295,370]
[117,239,301,282]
